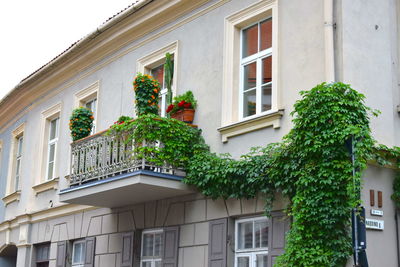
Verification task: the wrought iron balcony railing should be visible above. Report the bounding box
[69,129,183,187]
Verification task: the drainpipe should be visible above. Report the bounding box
[324,0,335,82]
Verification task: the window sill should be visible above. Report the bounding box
[218,110,284,143]
[32,178,59,196]
[2,190,21,205]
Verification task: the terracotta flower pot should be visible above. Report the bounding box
[171,109,195,124]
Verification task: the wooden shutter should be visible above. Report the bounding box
[208,218,227,267]
[121,232,134,267]
[267,211,290,266]
[162,226,179,267]
[132,230,142,267]
[84,237,96,267]
[56,241,67,267]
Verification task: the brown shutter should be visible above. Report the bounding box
[121,232,134,267]
[84,237,96,267]
[267,211,290,266]
[162,226,179,267]
[56,241,67,267]
[208,218,227,267]
[132,230,142,267]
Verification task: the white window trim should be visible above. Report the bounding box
[221,0,280,138]
[137,41,179,117]
[35,103,62,188]
[72,239,86,267]
[74,81,100,133]
[5,123,25,195]
[235,216,269,267]
[141,229,163,267]
[46,117,59,181]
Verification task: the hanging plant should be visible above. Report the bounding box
[69,107,94,141]
[133,73,161,116]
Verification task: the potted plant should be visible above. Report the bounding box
[166,91,197,124]
[133,73,161,116]
[69,107,94,141]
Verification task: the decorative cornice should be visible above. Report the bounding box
[218,110,284,142]
[2,191,21,206]
[32,178,60,196]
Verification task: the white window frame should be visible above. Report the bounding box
[45,117,59,181]
[14,135,23,192]
[221,0,278,127]
[141,229,163,267]
[71,239,86,267]
[150,63,170,117]
[84,98,97,134]
[6,123,25,195]
[235,216,269,267]
[137,41,179,118]
[75,81,100,134]
[239,18,273,120]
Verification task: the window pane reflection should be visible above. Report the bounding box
[261,84,272,112]
[242,24,258,58]
[243,89,257,118]
[256,254,268,267]
[260,19,272,51]
[243,62,257,90]
[238,222,253,249]
[238,257,250,267]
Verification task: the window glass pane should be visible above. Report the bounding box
[154,233,162,257]
[155,261,161,267]
[48,143,56,163]
[238,221,253,249]
[73,242,85,264]
[243,89,257,118]
[260,19,272,51]
[262,57,272,85]
[243,62,257,91]
[16,159,21,176]
[237,256,250,267]
[261,84,272,112]
[142,262,152,267]
[242,24,258,58]
[256,254,268,267]
[143,234,154,257]
[151,64,165,89]
[49,118,58,140]
[17,136,23,156]
[47,162,54,180]
[255,220,268,248]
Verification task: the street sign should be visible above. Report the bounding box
[365,219,384,230]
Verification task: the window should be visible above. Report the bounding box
[84,98,97,134]
[240,18,272,119]
[235,217,268,267]
[14,135,23,191]
[72,240,86,267]
[141,230,163,267]
[46,117,59,180]
[35,243,50,267]
[75,81,99,134]
[137,41,179,117]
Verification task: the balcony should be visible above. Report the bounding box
[59,127,194,208]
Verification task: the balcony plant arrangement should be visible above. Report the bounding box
[133,73,161,116]
[69,107,94,141]
[166,91,197,124]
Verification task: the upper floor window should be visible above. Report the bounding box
[240,18,272,119]
[46,117,59,180]
[141,230,163,267]
[235,217,268,267]
[137,41,179,117]
[14,134,23,192]
[75,81,99,134]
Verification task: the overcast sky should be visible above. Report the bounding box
[0,0,136,100]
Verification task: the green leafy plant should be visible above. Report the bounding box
[166,91,197,114]
[164,52,174,107]
[69,107,94,141]
[133,73,161,116]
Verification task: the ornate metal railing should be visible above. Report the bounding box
[69,129,182,187]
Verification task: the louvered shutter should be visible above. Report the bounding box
[132,230,142,267]
[121,232,134,267]
[56,241,67,267]
[267,211,290,266]
[208,218,227,267]
[84,237,96,267]
[162,226,179,267]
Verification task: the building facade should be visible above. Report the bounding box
[0,0,399,266]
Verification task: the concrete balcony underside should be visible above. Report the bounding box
[59,170,194,208]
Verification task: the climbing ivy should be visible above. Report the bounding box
[185,82,381,266]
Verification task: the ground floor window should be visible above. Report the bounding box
[235,217,268,267]
[35,242,50,267]
[141,229,163,267]
[72,240,86,267]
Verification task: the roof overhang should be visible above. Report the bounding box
[59,170,194,208]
